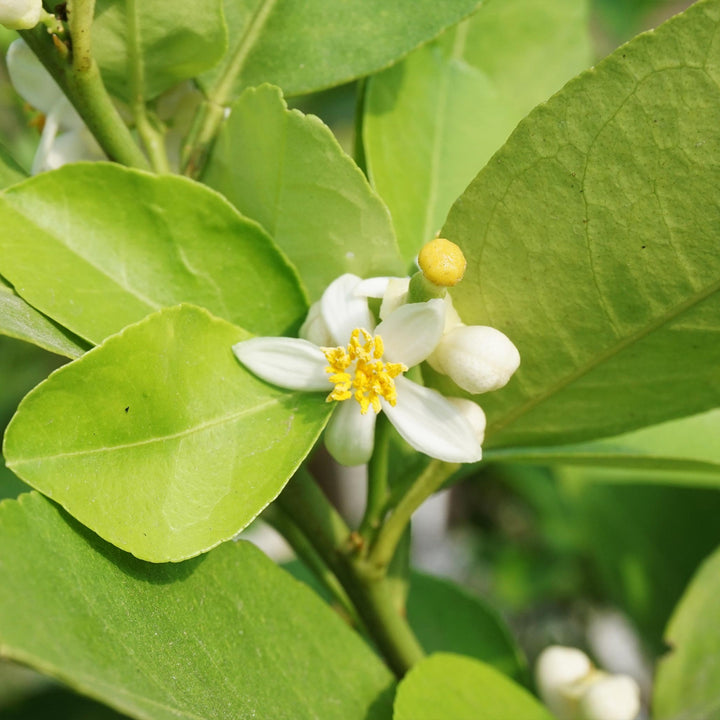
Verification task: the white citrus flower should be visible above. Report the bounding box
[6,39,105,173]
[233,274,483,466]
[0,0,42,29]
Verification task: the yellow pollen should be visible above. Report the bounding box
[321,329,407,414]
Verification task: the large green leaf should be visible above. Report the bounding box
[441,0,720,447]
[0,164,306,344]
[200,0,481,99]
[364,0,591,260]
[0,276,88,358]
[654,543,720,720]
[0,142,26,189]
[0,492,394,720]
[485,408,720,476]
[92,0,227,101]
[3,305,332,561]
[406,573,527,683]
[393,653,552,720]
[203,84,403,300]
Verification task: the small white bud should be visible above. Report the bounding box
[0,0,43,29]
[430,325,520,394]
[446,397,486,445]
[578,675,641,720]
[535,646,592,720]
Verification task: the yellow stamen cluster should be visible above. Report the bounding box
[322,329,407,414]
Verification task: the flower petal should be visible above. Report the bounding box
[376,298,445,367]
[6,39,64,113]
[379,277,410,320]
[382,377,482,463]
[324,400,376,466]
[355,276,391,299]
[232,337,330,391]
[321,274,374,345]
[299,300,333,346]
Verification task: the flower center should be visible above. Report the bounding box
[321,329,408,414]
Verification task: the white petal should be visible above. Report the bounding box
[324,400,376,466]
[299,300,333,346]
[232,337,330,391]
[382,377,482,463]
[376,298,445,367]
[433,325,520,394]
[445,397,486,445]
[6,39,64,113]
[355,276,391,298]
[34,126,105,173]
[321,274,373,345]
[578,675,641,720]
[31,110,60,175]
[379,276,410,320]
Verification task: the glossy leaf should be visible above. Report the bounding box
[441,0,720,447]
[393,653,553,720]
[0,492,394,720]
[364,0,591,260]
[406,572,527,683]
[485,409,720,476]
[200,0,481,98]
[0,142,26,189]
[203,84,403,300]
[0,276,88,358]
[0,164,306,344]
[654,542,720,719]
[92,0,227,101]
[3,305,332,561]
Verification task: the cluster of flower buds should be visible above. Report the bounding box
[0,0,43,30]
[535,646,641,720]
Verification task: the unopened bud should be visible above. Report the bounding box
[430,325,520,394]
[418,238,467,287]
[0,0,43,29]
[578,675,641,720]
[536,646,593,720]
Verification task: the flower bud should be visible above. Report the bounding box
[430,325,520,394]
[535,646,592,720]
[418,238,467,287]
[0,0,43,29]
[446,397,486,444]
[578,675,641,720]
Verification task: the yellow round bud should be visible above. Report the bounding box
[418,238,467,287]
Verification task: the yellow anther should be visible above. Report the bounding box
[418,237,467,287]
[321,330,408,414]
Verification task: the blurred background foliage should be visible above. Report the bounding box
[0,0,710,717]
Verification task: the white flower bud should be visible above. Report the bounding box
[578,675,641,720]
[0,0,43,29]
[429,324,520,394]
[446,397,486,444]
[535,646,592,720]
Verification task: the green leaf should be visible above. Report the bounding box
[0,276,88,359]
[3,305,332,561]
[0,492,394,720]
[200,0,482,99]
[485,409,720,476]
[406,573,527,683]
[393,653,553,720]
[0,142,27,189]
[92,0,227,101]
[654,542,720,720]
[441,0,720,447]
[202,84,403,300]
[0,164,306,345]
[364,0,591,260]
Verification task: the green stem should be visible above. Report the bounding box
[277,468,425,678]
[20,25,149,170]
[359,414,391,539]
[67,0,94,72]
[262,502,361,628]
[126,0,169,172]
[368,460,459,572]
[180,0,278,177]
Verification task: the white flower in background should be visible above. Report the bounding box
[233,274,484,467]
[6,39,105,173]
[0,0,42,29]
[535,645,641,720]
